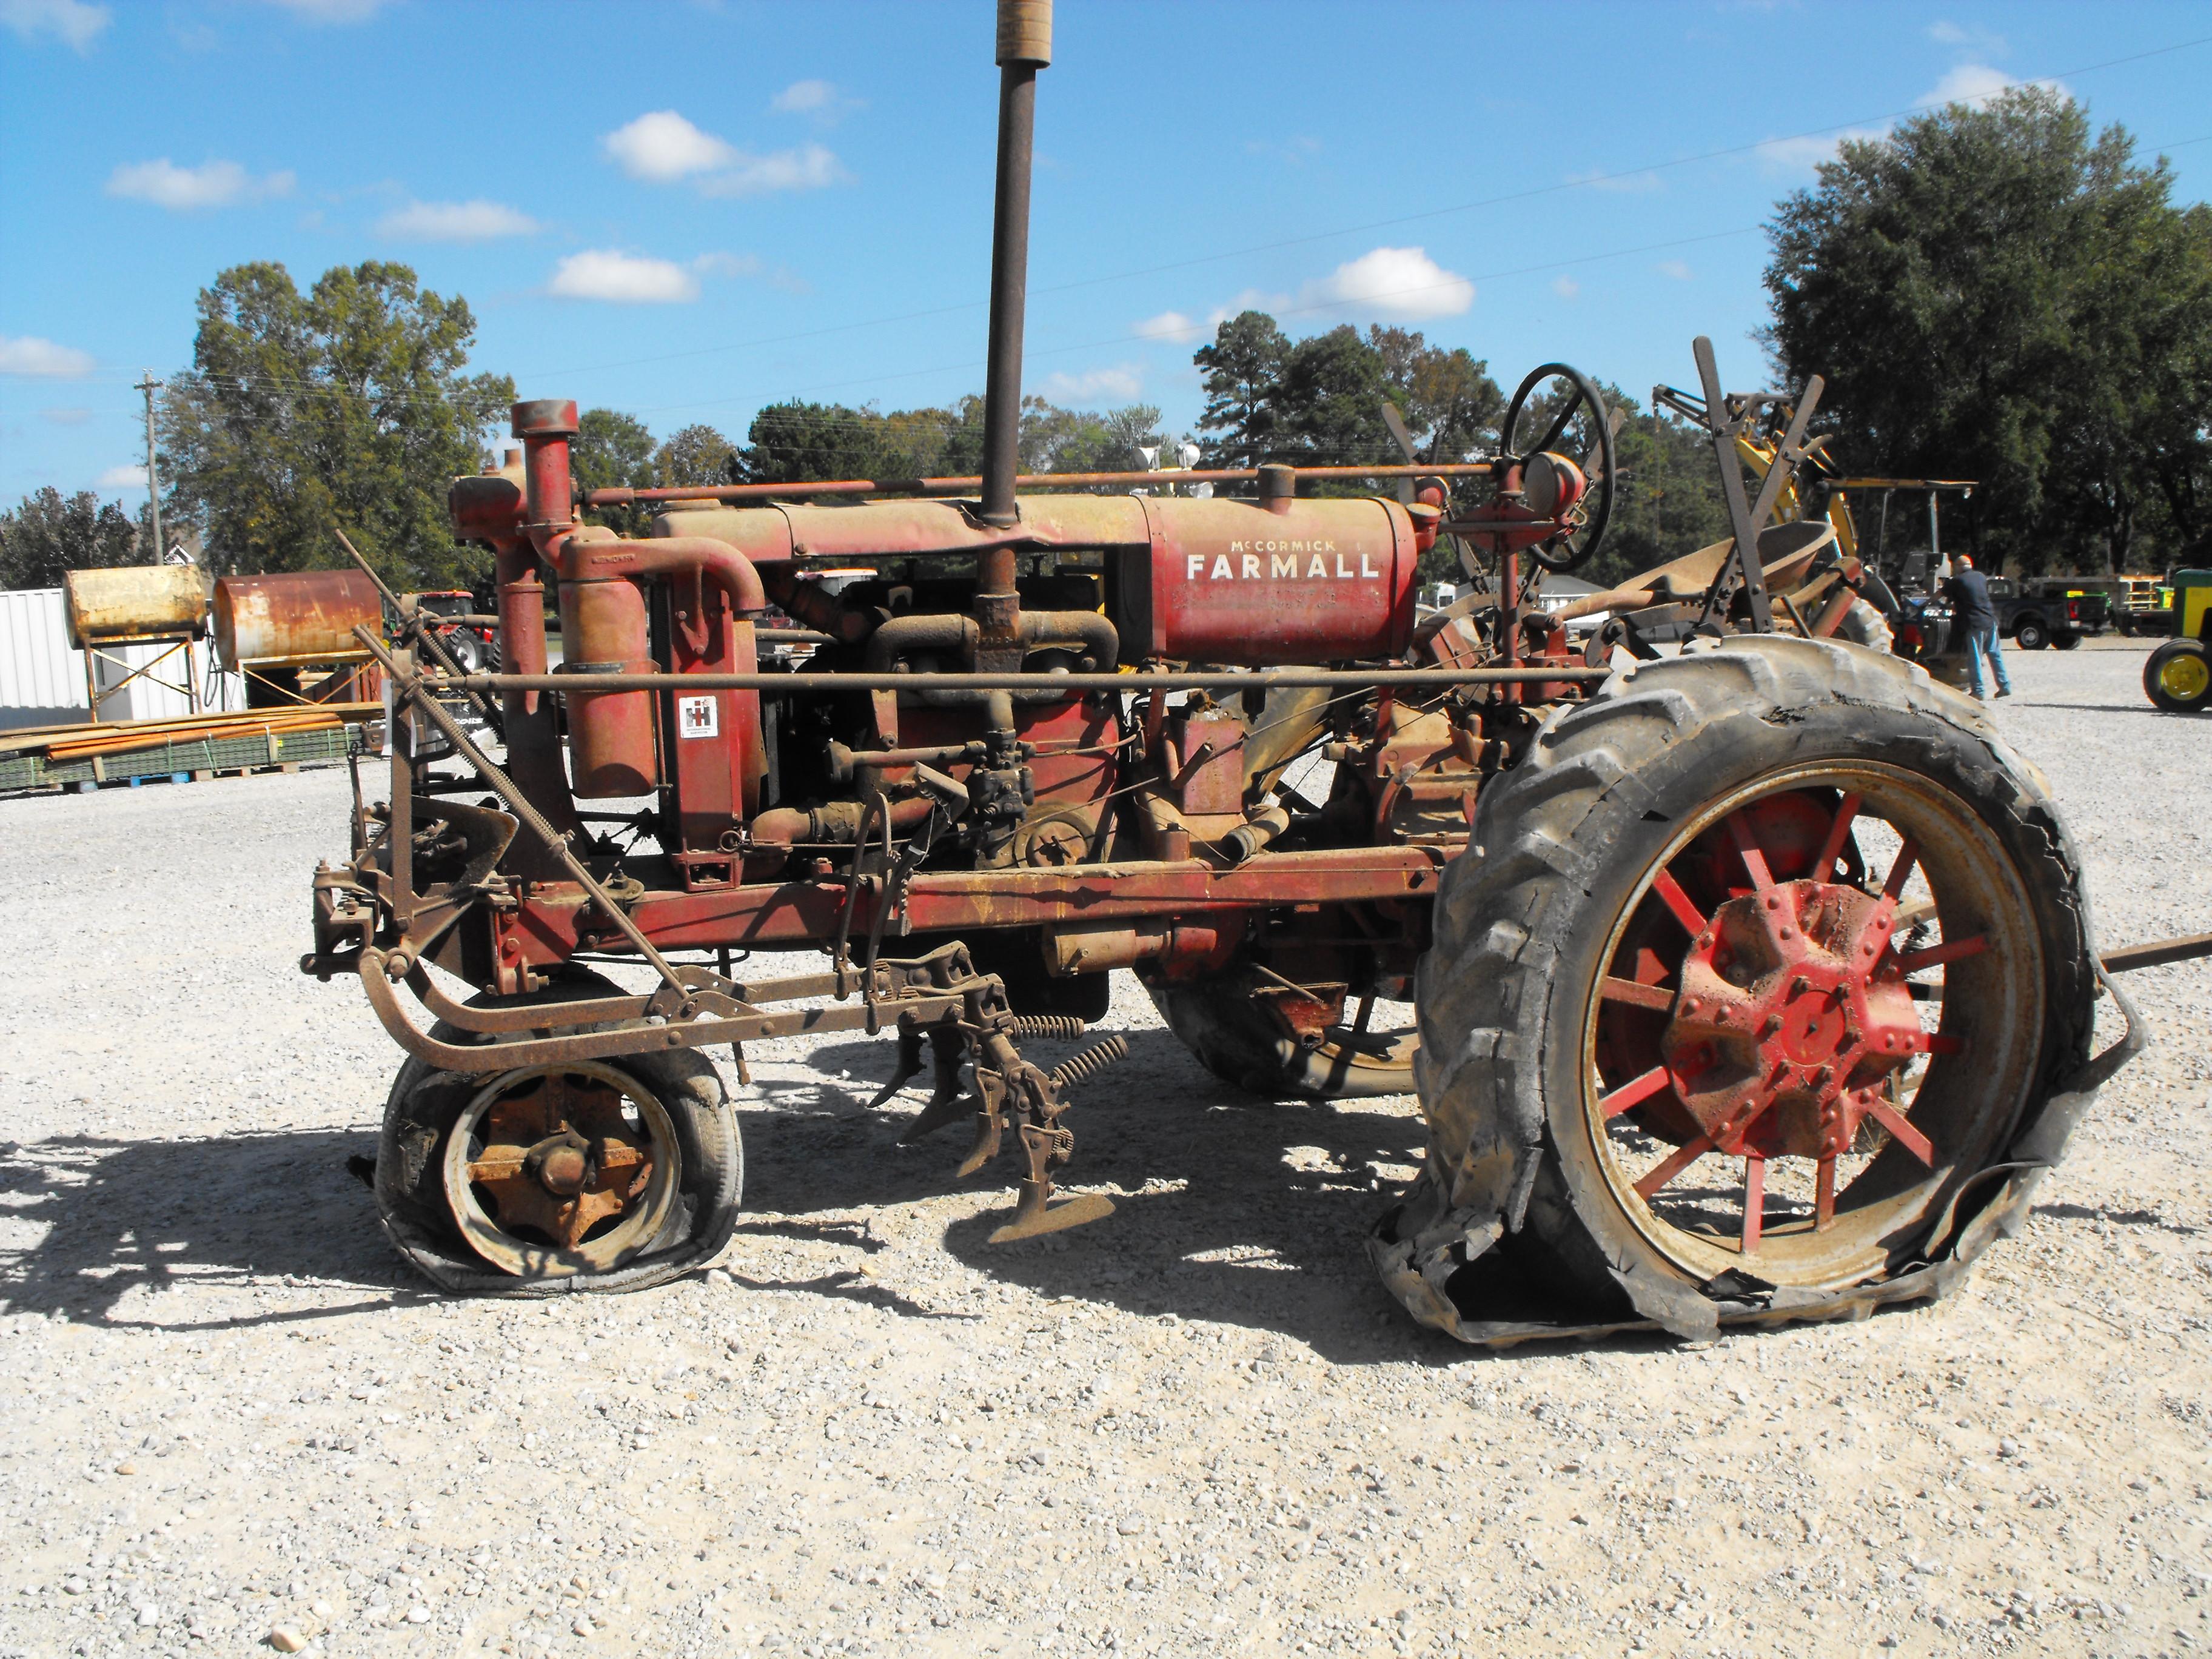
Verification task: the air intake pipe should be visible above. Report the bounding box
[554,530,767,798]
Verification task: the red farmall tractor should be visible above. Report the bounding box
[304,1,2137,1344]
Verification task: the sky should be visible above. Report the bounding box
[2,0,2210,516]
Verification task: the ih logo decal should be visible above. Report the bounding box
[678,695,719,739]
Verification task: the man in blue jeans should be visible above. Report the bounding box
[1944,554,2012,700]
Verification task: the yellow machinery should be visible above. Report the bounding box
[2144,570,2212,712]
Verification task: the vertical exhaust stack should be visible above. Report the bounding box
[978,0,1051,532]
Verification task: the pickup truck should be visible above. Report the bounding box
[1985,577,2110,650]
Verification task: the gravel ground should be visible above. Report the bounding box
[1,637,2208,1659]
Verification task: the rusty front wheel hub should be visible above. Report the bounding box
[442,1061,680,1277]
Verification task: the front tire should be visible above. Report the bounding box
[1402,637,2095,1338]
[2145,638,2212,713]
[373,979,742,1294]
[1147,968,1418,1099]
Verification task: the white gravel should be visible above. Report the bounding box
[1,637,2208,1659]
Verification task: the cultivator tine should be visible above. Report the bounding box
[988,1121,1114,1244]
[868,1025,927,1111]
[990,1185,1115,1244]
[897,1027,972,1142]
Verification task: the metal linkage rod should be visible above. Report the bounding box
[352,626,688,997]
[334,527,503,739]
[451,665,1610,695]
[583,461,1498,509]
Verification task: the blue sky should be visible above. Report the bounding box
[3,0,2210,514]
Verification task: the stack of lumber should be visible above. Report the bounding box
[0,703,379,762]
[0,702,379,791]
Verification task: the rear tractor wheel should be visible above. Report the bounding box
[2144,638,2212,714]
[1390,637,2097,1339]
[374,992,742,1293]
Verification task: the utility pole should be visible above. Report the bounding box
[136,372,163,561]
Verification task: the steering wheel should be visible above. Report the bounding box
[1496,362,1616,573]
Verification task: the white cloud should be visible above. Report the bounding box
[261,0,386,19]
[41,406,92,424]
[1655,260,1694,281]
[98,463,148,490]
[1042,364,1144,404]
[769,78,859,120]
[1,0,109,50]
[605,111,739,181]
[548,250,701,304]
[1296,246,1473,321]
[106,158,295,210]
[1755,127,1886,175]
[1133,310,1200,343]
[1929,19,2006,53]
[0,335,95,377]
[1552,275,1580,300]
[696,143,847,199]
[377,198,540,241]
[604,112,846,198]
[773,78,836,113]
[1924,62,2016,106]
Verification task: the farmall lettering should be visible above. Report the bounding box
[1189,540,1385,583]
[1144,495,1416,665]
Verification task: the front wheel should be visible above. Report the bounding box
[374,981,742,1293]
[1398,637,2096,1338]
[1147,967,1419,1099]
[2145,638,2212,713]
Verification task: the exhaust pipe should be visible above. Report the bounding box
[978,0,1051,532]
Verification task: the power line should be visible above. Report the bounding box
[524,33,2212,383]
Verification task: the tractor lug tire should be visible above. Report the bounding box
[1375,635,2116,1346]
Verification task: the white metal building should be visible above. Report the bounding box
[0,586,243,732]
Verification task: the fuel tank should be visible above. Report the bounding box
[213,571,383,669]
[646,489,1421,668]
[62,564,207,647]
[1123,494,1419,666]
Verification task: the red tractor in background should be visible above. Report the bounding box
[303,1,2134,1345]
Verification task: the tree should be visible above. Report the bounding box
[740,400,897,485]
[0,487,142,589]
[571,407,657,535]
[1369,326,1502,463]
[654,424,739,489]
[1193,311,1289,466]
[159,261,513,587]
[1025,401,1163,476]
[1763,87,2212,574]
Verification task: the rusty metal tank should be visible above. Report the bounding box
[62,565,208,647]
[213,571,383,669]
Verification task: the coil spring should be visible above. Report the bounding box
[1009,1014,1088,1041]
[1050,1034,1130,1090]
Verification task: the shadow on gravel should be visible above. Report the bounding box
[2011,702,2170,717]
[726,1027,1530,1364]
[0,1128,407,1329]
[2032,1201,2199,1233]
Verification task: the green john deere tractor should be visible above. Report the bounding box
[2143,570,2212,712]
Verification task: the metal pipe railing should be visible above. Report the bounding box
[446,665,1609,695]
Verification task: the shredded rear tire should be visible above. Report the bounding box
[1377,636,2113,1343]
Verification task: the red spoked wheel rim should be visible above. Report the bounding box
[1577,762,2045,1289]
